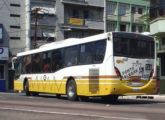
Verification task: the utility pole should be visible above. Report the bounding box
[32,8,42,49]
[104,0,107,33]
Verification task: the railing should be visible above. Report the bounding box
[64,17,103,25]
[62,0,86,3]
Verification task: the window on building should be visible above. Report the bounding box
[107,2,116,15]
[120,24,126,31]
[10,26,21,29]
[10,3,20,7]
[10,14,20,17]
[131,7,136,13]
[132,25,136,32]
[72,9,81,18]
[119,4,128,16]
[65,31,83,38]
[10,37,21,40]
[162,37,165,45]
[0,65,4,79]
[107,22,116,32]
[84,10,89,19]
[159,9,164,16]
[138,8,143,14]
[138,25,143,33]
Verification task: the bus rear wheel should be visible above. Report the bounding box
[67,80,77,101]
[24,81,31,96]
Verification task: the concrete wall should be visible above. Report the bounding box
[0,0,27,56]
[87,0,104,7]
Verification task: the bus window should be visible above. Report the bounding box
[114,38,129,56]
[42,52,51,73]
[94,40,106,63]
[64,46,79,67]
[32,53,42,73]
[14,57,21,79]
[52,49,64,72]
[79,43,94,65]
[25,55,31,73]
[114,37,155,59]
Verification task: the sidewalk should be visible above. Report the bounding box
[119,94,165,101]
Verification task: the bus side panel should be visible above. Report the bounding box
[27,73,66,94]
[76,39,116,96]
[14,79,24,91]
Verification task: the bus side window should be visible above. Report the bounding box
[25,55,31,73]
[32,53,42,73]
[80,43,94,65]
[19,57,25,74]
[94,40,106,63]
[52,49,63,72]
[42,52,51,73]
[64,46,79,67]
[14,57,21,79]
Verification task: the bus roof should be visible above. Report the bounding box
[16,32,153,57]
[17,32,110,57]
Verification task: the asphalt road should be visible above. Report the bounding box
[0,92,165,120]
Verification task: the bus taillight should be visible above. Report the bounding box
[115,67,122,80]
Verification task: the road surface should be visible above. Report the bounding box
[0,92,165,120]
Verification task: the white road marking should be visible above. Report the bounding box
[0,107,147,120]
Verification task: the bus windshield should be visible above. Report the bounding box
[113,37,155,59]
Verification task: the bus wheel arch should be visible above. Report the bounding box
[66,77,77,101]
[23,78,30,96]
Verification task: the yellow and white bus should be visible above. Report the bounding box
[13,32,157,101]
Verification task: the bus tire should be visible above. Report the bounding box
[67,79,77,101]
[56,94,61,98]
[24,81,31,96]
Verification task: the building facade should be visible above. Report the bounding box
[150,0,165,93]
[0,0,10,91]
[55,0,104,40]
[30,0,56,48]
[106,0,150,33]
[0,0,27,56]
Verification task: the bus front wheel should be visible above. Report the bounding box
[67,80,77,101]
